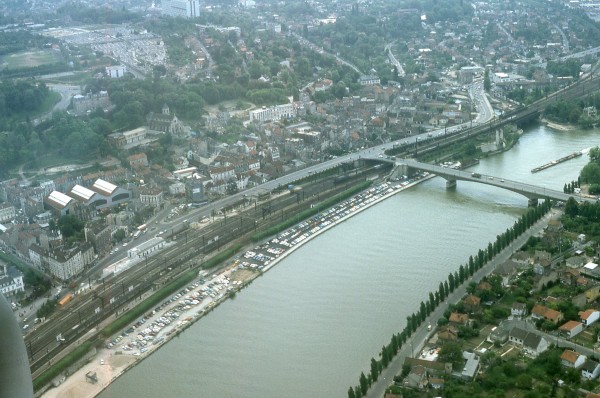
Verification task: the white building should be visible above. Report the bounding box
[127,237,165,259]
[249,103,296,122]
[106,65,127,78]
[162,0,201,18]
[0,203,15,223]
[0,264,24,297]
[580,309,600,327]
[139,187,164,207]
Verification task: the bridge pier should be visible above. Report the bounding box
[528,197,539,207]
[445,178,456,189]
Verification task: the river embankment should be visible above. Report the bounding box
[42,173,434,398]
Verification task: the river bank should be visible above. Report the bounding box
[541,118,576,131]
[42,174,434,398]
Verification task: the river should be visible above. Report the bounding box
[98,125,600,398]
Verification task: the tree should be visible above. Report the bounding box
[359,372,368,395]
[484,68,491,91]
[448,273,455,291]
[565,197,579,217]
[113,229,126,242]
[348,387,356,398]
[370,357,379,382]
[438,341,464,369]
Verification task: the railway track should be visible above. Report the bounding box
[27,167,381,375]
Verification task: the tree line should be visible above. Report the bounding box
[348,199,552,398]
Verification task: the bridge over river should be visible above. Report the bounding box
[387,158,598,206]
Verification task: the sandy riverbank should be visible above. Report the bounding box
[542,118,575,131]
[41,175,432,398]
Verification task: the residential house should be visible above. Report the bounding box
[560,269,581,285]
[404,357,452,375]
[561,349,586,369]
[531,304,563,324]
[494,259,521,286]
[508,327,549,357]
[463,294,481,312]
[449,312,469,326]
[438,325,459,341]
[566,256,585,269]
[580,309,600,327]
[488,325,509,344]
[511,302,528,318]
[582,359,600,379]
[461,351,480,381]
[406,365,428,389]
[559,320,584,338]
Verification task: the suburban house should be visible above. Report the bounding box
[449,312,470,326]
[460,351,480,381]
[580,309,600,327]
[508,327,549,357]
[406,365,428,389]
[494,259,521,286]
[582,359,600,379]
[531,304,564,324]
[511,302,528,318]
[463,294,481,312]
[559,320,584,339]
[561,350,586,368]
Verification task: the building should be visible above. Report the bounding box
[29,245,88,281]
[72,91,111,115]
[580,309,600,327]
[139,187,164,207]
[511,302,528,318]
[582,359,600,379]
[127,153,149,169]
[561,349,586,368]
[0,203,15,223]
[127,237,165,259]
[531,304,563,324]
[44,191,77,217]
[89,179,131,209]
[108,127,148,149]
[84,221,112,256]
[162,0,201,18]
[249,103,296,123]
[508,327,549,357]
[358,75,381,85]
[0,263,24,297]
[559,320,584,338]
[461,351,480,381]
[106,65,127,78]
[169,182,186,196]
[146,104,186,135]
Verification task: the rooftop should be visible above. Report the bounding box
[69,184,96,202]
[46,191,74,209]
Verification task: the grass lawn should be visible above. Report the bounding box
[44,71,90,85]
[1,49,63,69]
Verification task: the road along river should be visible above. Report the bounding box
[98,125,600,397]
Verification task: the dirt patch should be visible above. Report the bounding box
[229,268,257,283]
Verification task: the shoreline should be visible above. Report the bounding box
[42,174,434,398]
[541,118,575,131]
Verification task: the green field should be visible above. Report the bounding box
[2,49,63,70]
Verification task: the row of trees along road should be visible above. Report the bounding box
[348,200,552,398]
